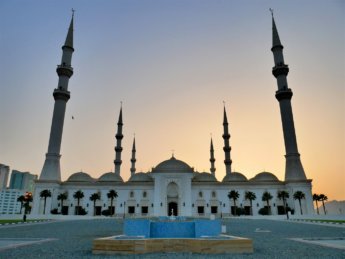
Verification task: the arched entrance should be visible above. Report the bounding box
[167,182,179,216]
[168,202,178,216]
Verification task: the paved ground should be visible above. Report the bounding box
[0,218,344,258]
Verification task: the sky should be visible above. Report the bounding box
[0,1,344,201]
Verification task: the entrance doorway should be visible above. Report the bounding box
[168,202,178,216]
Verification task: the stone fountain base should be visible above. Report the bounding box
[92,219,253,254]
[93,235,253,254]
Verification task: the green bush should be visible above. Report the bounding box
[258,207,270,215]
[236,207,245,216]
[101,209,110,216]
[79,207,87,215]
[50,208,59,214]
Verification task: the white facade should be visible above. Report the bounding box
[32,156,313,217]
[0,189,23,214]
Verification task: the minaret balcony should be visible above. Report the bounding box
[275,88,293,101]
[56,65,74,78]
[272,64,289,78]
[53,88,70,101]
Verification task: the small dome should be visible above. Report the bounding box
[193,172,218,182]
[222,172,248,182]
[152,156,194,173]
[128,172,153,182]
[98,172,123,182]
[67,172,94,182]
[250,172,279,182]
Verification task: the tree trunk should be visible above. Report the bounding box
[43,198,47,214]
[283,198,286,215]
[315,200,319,214]
[233,199,237,216]
[322,200,326,214]
[111,199,114,216]
[267,201,271,215]
[77,199,80,215]
[299,199,303,215]
[94,201,96,216]
[250,200,253,216]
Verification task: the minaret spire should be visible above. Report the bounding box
[271,12,307,181]
[130,136,136,176]
[40,13,74,181]
[114,106,124,174]
[64,10,74,49]
[222,105,232,175]
[210,137,216,176]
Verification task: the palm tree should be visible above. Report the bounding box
[228,190,239,216]
[245,191,256,215]
[293,191,305,215]
[90,192,101,216]
[107,190,118,216]
[277,191,289,215]
[57,192,68,213]
[319,194,328,215]
[313,194,320,215]
[40,189,52,215]
[17,195,25,214]
[73,190,84,215]
[262,191,273,215]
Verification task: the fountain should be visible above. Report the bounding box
[93,216,253,254]
[169,208,175,221]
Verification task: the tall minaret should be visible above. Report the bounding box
[209,138,216,175]
[40,13,74,181]
[114,107,123,174]
[222,106,232,175]
[130,137,136,176]
[270,11,307,181]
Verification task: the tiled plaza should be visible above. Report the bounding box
[0,218,344,258]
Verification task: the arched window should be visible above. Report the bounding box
[212,191,216,198]
[199,191,203,198]
[143,191,147,198]
[130,191,134,198]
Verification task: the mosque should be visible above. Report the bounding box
[32,13,314,217]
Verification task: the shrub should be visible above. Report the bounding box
[258,207,270,215]
[236,207,245,216]
[286,207,294,215]
[79,207,88,215]
[50,208,59,214]
[101,209,110,216]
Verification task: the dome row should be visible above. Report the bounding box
[66,157,280,183]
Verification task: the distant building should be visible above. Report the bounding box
[0,189,23,214]
[0,164,10,189]
[9,170,37,192]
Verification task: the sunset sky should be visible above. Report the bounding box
[0,1,344,200]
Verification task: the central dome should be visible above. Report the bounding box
[152,156,194,173]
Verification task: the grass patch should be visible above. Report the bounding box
[0,219,46,224]
[304,219,345,224]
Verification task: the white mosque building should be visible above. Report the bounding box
[32,13,314,217]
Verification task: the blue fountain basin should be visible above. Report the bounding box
[124,219,221,238]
